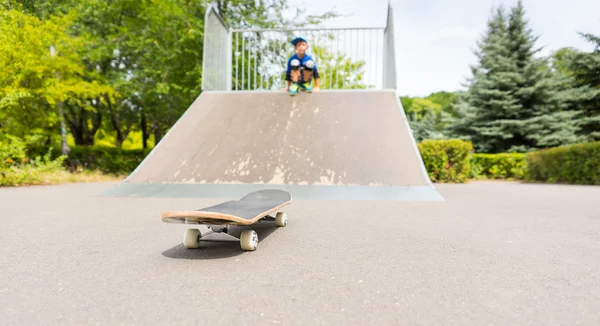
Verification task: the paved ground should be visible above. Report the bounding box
[1,181,599,325]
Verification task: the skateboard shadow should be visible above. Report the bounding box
[161,223,279,260]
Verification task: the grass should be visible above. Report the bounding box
[1,165,124,187]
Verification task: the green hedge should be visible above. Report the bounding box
[65,146,151,175]
[526,141,600,185]
[417,140,599,185]
[470,153,528,180]
[417,139,473,183]
[6,138,599,186]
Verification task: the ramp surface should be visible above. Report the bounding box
[102,90,443,201]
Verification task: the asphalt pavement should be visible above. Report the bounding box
[1,181,599,325]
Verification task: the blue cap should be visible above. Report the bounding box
[291,36,308,46]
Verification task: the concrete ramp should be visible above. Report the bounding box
[101,90,443,201]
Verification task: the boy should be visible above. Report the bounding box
[284,36,320,96]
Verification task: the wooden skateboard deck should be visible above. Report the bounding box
[162,189,292,251]
[161,189,292,226]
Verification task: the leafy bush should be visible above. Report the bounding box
[0,135,67,186]
[418,139,473,183]
[65,146,151,175]
[470,153,528,180]
[526,141,600,185]
[0,135,28,168]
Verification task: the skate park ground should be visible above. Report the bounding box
[1,180,599,324]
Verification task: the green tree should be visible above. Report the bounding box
[0,9,113,153]
[310,44,367,89]
[504,1,592,151]
[74,0,339,147]
[557,33,600,140]
[0,0,77,18]
[401,91,457,142]
[447,6,522,153]
[448,1,594,153]
[2,0,343,151]
[551,47,579,76]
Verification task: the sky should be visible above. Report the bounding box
[284,0,600,97]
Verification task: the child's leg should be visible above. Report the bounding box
[302,60,315,83]
[289,59,301,95]
[299,60,315,91]
[290,59,301,83]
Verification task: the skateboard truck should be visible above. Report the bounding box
[209,224,230,233]
[181,212,287,251]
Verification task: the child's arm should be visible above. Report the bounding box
[284,57,292,90]
[313,64,321,90]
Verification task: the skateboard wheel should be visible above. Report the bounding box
[240,230,258,251]
[275,212,287,227]
[183,228,202,249]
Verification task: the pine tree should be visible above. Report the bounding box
[506,0,590,150]
[447,6,522,153]
[448,1,593,153]
[563,32,600,140]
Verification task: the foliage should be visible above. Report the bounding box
[552,35,600,141]
[0,135,29,168]
[2,0,340,150]
[526,141,600,185]
[447,1,596,153]
[415,140,600,185]
[0,134,68,186]
[400,91,458,142]
[417,139,473,183]
[65,146,151,175]
[470,153,528,180]
[0,8,114,148]
[407,109,446,142]
[0,0,77,18]
[310,44,367,89]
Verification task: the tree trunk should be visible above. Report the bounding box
[111,113,130,148]
[141,109,149,149]
[64,103,100,146]
[106,95,132,148]
[57,101,71,155]
[154,126,163,145]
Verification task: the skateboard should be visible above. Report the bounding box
[161,189,292,251]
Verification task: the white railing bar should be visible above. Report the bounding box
[242,35,245,90]
[333,30,337,88]
[231,27,384,32]
[367,30,370,88]
[360,29,363,87]
[268,31,272,90]
[326,31,329,89]
[235,32,239,90]
[329,31,333,89]
[375,29,379,88]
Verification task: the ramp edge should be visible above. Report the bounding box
[98,183,445,201]
[121,92,205,184]
[392,88,437,189]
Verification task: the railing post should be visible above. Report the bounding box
[383,2,397,90]
[202,3,231,91]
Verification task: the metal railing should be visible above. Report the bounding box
[202,5,231,91]
[382,3,398,89]
[202,3,398,91]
